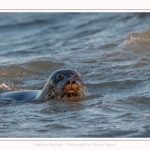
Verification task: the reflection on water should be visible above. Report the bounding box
[0,13,150,137]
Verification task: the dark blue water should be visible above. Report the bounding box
[0,13,150,137]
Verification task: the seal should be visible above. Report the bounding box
[0,69,88,101]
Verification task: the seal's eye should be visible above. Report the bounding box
[56,73,65,81]
[72,74,80,80]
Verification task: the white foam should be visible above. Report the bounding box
[0,83,11,91]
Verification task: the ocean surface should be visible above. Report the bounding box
[0,12,150,138]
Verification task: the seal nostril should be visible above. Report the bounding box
[67,80,76,85]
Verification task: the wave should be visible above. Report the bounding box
[121,30,150,54]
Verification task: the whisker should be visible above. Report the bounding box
[43,85,90,100]
[77,86,90,97]
[44,87,64,100]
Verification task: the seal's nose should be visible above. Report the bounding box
[67,79,76,85]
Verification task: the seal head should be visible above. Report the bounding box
[38,69,86,100]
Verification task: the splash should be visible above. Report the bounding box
[0,83,11,92]
[123,30,150,46]
[118,30,150,56]
[125,34,149,45]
